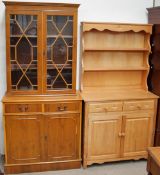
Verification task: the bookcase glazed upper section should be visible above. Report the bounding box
[4,1,79,95]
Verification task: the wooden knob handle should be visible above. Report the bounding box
[58,106,67,111]
[121,133,126,137]
[104,108,108,112]
[137,105,141,109]
[119,133,125,137]
[18,105,28,112]
[119,133,122,137]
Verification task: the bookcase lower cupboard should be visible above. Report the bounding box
[3,95,82,174]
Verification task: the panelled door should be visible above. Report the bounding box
[5,115,43,164]
[45,113,80,161]
[87,113,122,160]
[122,112,153,157]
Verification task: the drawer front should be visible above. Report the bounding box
[5,104,42,113]
[89,102,123,113]
[44,102,80,112]
[123,100,155,111]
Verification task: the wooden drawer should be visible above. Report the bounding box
[4,104,42,113]
[88,102,123,113]
[44,102,80,112]
[123,100,155,111]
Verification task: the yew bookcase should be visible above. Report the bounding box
[2,1,82,174]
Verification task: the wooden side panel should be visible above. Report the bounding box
[87,113,122,160]
[5,115,43,164]
[45,113,80,161]
[122,112,153,157]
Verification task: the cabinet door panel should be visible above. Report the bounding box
[5,115,43,164]
[123,112,153,157]
[45,113,80,161]
[6,11,42,94]
[43,11,77,94]
[87,113,122,160]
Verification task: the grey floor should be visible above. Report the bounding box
[9,160,147,175]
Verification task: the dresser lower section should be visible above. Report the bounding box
[83,98,158,168]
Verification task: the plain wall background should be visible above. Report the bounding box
[0,0,154,154]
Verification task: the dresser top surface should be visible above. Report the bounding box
[81,89,158,102]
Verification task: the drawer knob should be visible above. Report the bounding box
[18,105,28,112]
[104,108,108,112]
[57,106,67,111]
[119,133,126,137]
[137,105,141,109]
[121,133,126,137]
[118,133,122,137]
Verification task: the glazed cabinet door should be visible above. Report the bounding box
[122,112,153,157]
[43,11,77,94]
[87,113,122,161]
[45,113,80,161]
[5,115,43,164]
[6,11,42,94]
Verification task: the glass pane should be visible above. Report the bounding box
[68,47,72,61]
[53,76,67,89]
[53,16,68,31]
[17,76,32,90]
[11,70,23,86]
[10,37,20,45]
[16,15,31,31]
[46,15,73,90]
[64,38,73,46]
[10,14,38,91]
[52,37,67,64]
[10,47,15,60]
[10,20,22,35]
[47,38,55,46]
[28,37,37,46]
[17,37,32,65]
[47,47,51,60]
[47,69,58,88]
[33,48,37,60]
[61,67,72,85]
[26,69,37,85]
[47,21,58,35]
[62,21,73,36]
[25,21,37,35]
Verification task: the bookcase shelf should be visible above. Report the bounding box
[84,48,150,52]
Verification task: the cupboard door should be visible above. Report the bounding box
[6,11,42,94]
[43,12,77,94]
[45,113,80,161]
[5,115,43,164]
[87,113,122,160]
[122,112,153,157]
